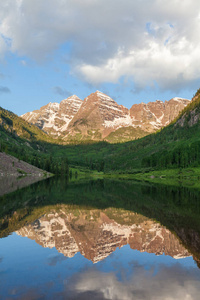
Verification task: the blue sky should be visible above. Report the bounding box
[0,0,200,116]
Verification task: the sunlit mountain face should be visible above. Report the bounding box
[0,178,200,299]
[21,91,190,142]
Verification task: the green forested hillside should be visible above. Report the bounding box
[0,107,70,175]
[0,106,55,142]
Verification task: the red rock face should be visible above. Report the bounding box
[16,208,190,263]
[130,98,190,132]
[21,92,190,141]
[66,91,129,139]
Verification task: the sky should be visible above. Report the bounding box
[0,0,200,116]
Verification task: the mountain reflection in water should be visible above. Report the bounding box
[16,207,190,263]
[0,177,200,299]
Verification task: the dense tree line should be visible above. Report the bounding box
[142,140,200,169]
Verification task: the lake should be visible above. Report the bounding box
[0,177,200,299]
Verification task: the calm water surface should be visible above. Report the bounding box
[0,178,200,299]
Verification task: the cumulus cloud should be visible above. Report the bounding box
[66,264,200,300]
[4,263,200,299]
[0,86,11,94]
[0,0,200,91]
[53,86,72,98]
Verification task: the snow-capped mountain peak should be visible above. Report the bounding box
[21,92,190,141]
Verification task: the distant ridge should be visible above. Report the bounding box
[21,91,190,142]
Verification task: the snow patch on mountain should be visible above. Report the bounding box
[104,114,134,128]
[21,95,83,135]
[173,97,188,102]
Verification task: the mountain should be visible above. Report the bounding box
[21,95,83,137]
[66,91,132,141]
[16,208,190,263]
[1,88,198,175]
[130,97,189,132]
[21,91,190,142]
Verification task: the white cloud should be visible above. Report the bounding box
[4,262,200,299]
[67,265,200,300]
[0,0,200,91]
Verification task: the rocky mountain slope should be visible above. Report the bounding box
[21,91,190,142]
[0,152,51,196]
[174,89,200,128]
[21,95,83,137]
[17,208,190,263]
[130,97,189,132]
